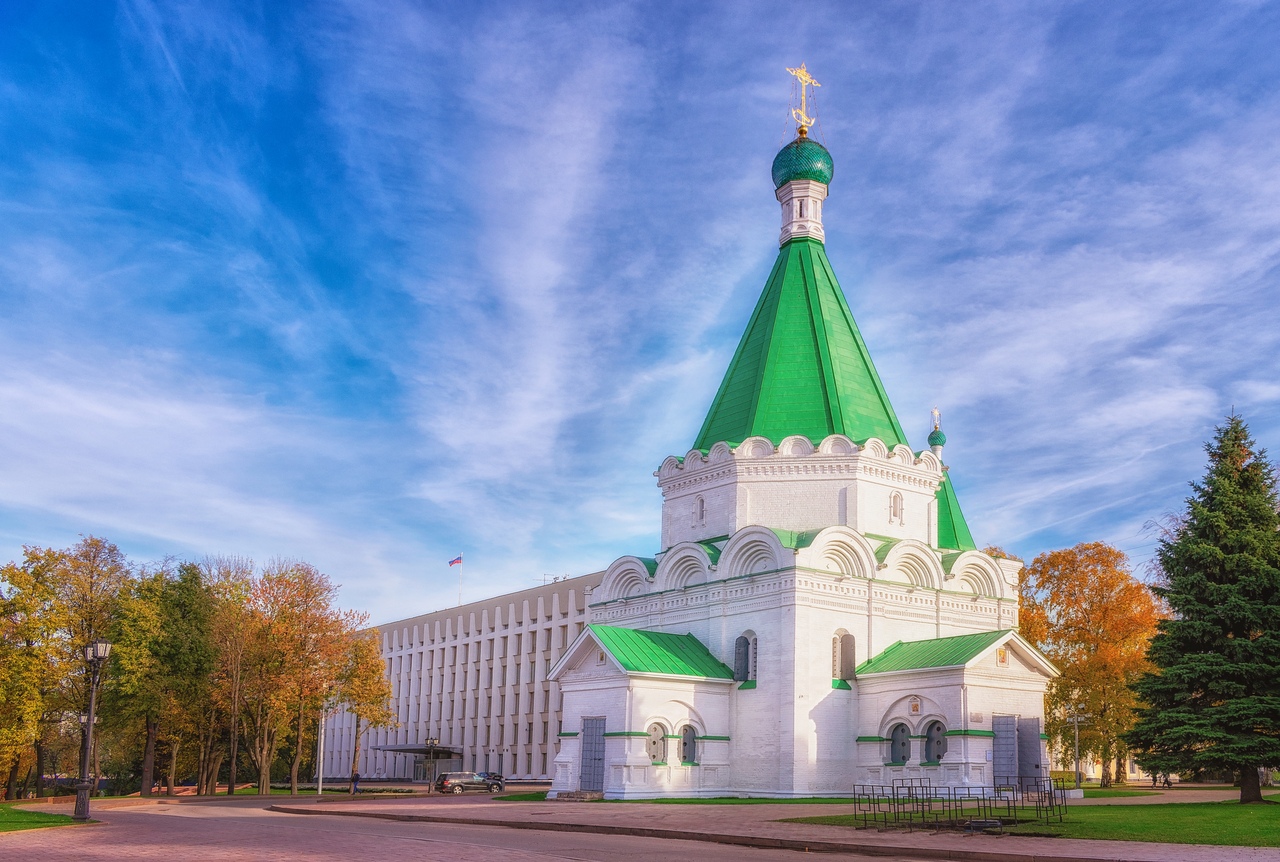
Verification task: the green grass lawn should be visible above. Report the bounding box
[0,801,77,832]
[617,796,871,805]
[495,791,550,802]
[791,795,1280,847]
[1082,788,1160,798]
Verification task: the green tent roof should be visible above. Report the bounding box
[589,625,734,679]
[856,629,1012,675]
[936,473,977,551]
[694,237,908,451]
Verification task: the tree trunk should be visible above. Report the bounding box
[1240,766,1264,803]
[92,731,102,794]
[166,739,180,795]
[1114,755,1127,786]
[289,700,306,795]
[33,739,46,797]
[227,709,239,795]
[4,756,18,801]
[349,715,363,794]
[140,717,159,797]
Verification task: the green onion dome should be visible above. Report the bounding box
[928,426,947,448]
[771,132,834,189]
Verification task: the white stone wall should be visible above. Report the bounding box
[658,435,944,551]
[322,572,602,781]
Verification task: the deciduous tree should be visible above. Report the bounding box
[1020,542,1161,786]
[338,628,395,792]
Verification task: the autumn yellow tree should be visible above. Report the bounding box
[1019,542,1162,786]
[337,628,395,792]
[0,548,65,796]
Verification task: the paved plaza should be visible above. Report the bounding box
[4,789,1280,862]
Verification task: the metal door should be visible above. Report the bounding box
[1017,716,1045,784]
[579,717,606,792]
[992,715,1017,785]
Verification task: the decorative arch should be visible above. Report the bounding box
[598,557,653,602]
[707,441,734,463]
[948,551,1006,599]
[861,437,889,459]
[889,444,916,465]
[720,527,785,579]
[777,435,815,457]
[817,434,857,455]
[735,435,775,460]
[915,450,943,473]
[879,540,946,590]
[797,526,878,580]
[657,455,685,480]
[652,543,713,592]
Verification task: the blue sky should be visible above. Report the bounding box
[3,2,1279,624]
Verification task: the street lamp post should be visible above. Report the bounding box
[425,737,439,792]
[1066,707,1089,790]
[73,639,111,822]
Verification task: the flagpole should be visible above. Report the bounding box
[457,554,463,606]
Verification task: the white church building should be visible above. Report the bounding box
[544,120,1056,799]
[326,99,1056,799]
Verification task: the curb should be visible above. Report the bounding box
[267,803,1151,862]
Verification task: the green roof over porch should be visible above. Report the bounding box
[856,629,1012,675]
[589,624,734,679]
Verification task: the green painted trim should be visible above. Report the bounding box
[680,761,699,767]
[1040,733,1050,740]
[602,731,648,738]
[738,680,757,690]
[856,736,887,743]
[831,679,852,690]
[663,735,682,739]
[557,732,579,737]
[920,761,942,767]
[883,761,906,766]
[698,735,731,741]
[944,729,995,738]
[650,761,667,766]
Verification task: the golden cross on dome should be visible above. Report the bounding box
[786,63,821,131]
[931,406,942,430]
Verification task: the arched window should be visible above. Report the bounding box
[924,721,948,763]
[889,723,911,764]
[680,725,698,764]
[890,492,904,524]
[696,495,706,525]
[734,635,751,681]
[646,723,667,764]
[832,633,857,680]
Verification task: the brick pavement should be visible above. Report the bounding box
[268,793,1280,862]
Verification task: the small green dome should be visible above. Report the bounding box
[928,427,947,448]
[771,134,834,189]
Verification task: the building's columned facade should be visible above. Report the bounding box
[323,575,600,781]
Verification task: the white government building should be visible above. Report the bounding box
[324,95,1057,798]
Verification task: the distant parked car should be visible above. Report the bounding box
[476,772,505,790]
[434,772,502,794]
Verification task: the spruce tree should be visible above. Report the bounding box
[1125,416,1280,802]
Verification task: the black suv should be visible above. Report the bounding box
[435,771,502,793]
[476,771,506,791]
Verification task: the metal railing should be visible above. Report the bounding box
[840,777,1067,832]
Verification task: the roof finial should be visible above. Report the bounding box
[786,63,820,136]
[928,407,947,457]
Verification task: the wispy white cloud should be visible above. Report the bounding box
[2,1,1279,618]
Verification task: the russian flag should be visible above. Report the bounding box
[448,555,463,566]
